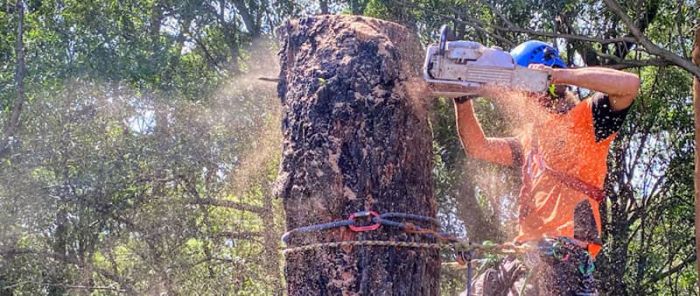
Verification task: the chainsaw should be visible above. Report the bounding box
[423,26,550,98]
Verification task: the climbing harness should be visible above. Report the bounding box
[537,237,598,295]
[525,135,606,203]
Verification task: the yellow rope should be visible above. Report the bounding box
[281,239,534,255]
[282,240,447,255]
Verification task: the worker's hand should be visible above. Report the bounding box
[528,64,563,84]
[528,64,553,75]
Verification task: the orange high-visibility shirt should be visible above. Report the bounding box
[513,96,618,254]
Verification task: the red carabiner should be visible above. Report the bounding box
[348,211,381,232]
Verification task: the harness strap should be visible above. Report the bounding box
[527,135,606,203]
[540,163,606,203]
[523,136,606,257]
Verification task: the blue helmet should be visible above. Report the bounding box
[510,40,566,68]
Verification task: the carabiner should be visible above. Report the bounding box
[348,211,381,232]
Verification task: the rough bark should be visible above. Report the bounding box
[692,25,700,287]
[275,15,439,295]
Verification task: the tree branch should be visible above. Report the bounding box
[0,248,138,295]
[393,0,639,48]
[214,231,262,240]
[476,0,514,29]
[391,0,514,46]
[1,0,26,159]
[603,0,700,77]
[1,281,125,292]
[456,0,638,45]
[644,253,697,285]
[187,198,264,214]
[231,0,258,37]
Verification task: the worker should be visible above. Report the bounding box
[455,40,640,295]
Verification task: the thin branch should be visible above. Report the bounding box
[476,0,514,29]
[459,1,637,45]
[1,0,26,159]
[0,248,138,295]
[394,0,640,49]
[603,58,670,69]
[603,0,700,77]
[692,24,700,282]
[645,253,697,285]
[1,281,125,292]
[187,198,264,214]
[391,0,514,46]
[214,231,262,240]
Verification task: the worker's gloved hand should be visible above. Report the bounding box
[528,63,552,73]
[528,64,556,81]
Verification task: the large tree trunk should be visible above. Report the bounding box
[275,15,439,295]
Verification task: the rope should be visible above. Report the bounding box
[282,240,447,255]
[280,211,595,295]
[281,219,354,243]
[281,210,450,244]
[379,212,440,225]
[280,211,537,295]
[282,239,532,255]
[281,210,534,255]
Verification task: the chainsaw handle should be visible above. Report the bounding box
[438,25,455,56]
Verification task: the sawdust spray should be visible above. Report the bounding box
[215,41,281,196]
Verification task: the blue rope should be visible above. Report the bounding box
[281,211,443,244]
[379,212,440,226]
[281,219,354,243]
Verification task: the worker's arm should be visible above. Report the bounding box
[454,100,517,166]
[532,65,640,111]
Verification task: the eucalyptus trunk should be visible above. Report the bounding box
[275,15,440,295]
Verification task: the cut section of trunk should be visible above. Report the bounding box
[275,15,439,295]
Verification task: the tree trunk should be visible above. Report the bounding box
[319,0,329,14]
[275,15,439,295]
[692,25,700,287]
[2,0,25,158]
[597,142,630,295]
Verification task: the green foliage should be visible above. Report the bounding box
[0,0,697,294]
[363,0,390,19]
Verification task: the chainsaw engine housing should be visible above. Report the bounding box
[423,38,550,98]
